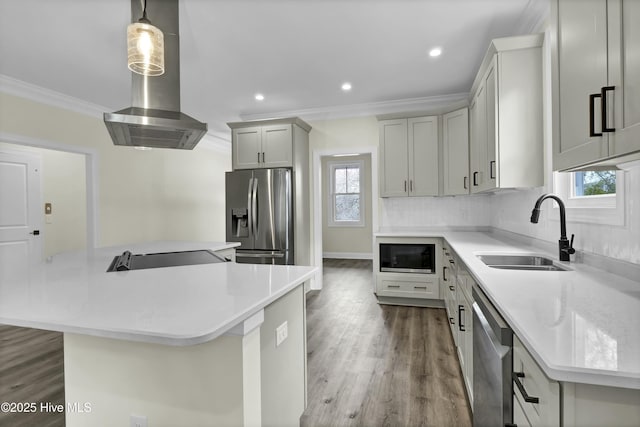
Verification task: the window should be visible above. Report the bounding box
[328,160,365,227]
[554,170,625,225]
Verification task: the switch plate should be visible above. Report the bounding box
[276,321,288,347]
[44,203,52,214]
[130,415,147,427]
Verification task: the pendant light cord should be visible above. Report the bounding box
[139,0,148,22]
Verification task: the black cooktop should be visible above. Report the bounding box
[106,249,227,272]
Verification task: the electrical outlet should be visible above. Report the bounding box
[130,414,147,427]
[276,321,288,347]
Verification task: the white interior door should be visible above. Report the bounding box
[0,151,42,281]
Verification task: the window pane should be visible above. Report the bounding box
[334,168,346,193]
[335,194,360,221]
[574,171,616,196]
[347,167,360,193]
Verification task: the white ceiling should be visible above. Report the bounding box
[0,0,547,143]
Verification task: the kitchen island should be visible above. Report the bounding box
[0,242,317,427]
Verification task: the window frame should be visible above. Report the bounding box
[327,159,365,227]
[553,170,625,226]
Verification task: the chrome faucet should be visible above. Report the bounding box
[530,194,575,262]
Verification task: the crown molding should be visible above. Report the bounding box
[0,74,231,151]
[239,92,470,122]
[0,74,107,119]
[514,0,550,34]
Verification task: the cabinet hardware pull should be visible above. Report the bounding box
[449,259,455,264]
[463,176,468,189]
[601,86,616,133]
[449,317,455,325]
[410,180,413,192]
[449,285,455,291]
[443,266,448,281]
[473,171,479,186]
[490,160,496,180]
[589,93,603,137]
[414,286,427,290]
[257,152,261,163]
[513,372,540,404]
[262,152,265,163]
[404,180,407,192]
[388,285,400,289]
[458,305,465,332]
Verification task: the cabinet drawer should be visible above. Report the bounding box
[513,336,560,426]
[377,277,438,299]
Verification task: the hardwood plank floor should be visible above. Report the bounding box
[0,325,65,427]
[301,259,472,427]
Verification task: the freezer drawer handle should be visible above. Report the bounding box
[513,372,540,404]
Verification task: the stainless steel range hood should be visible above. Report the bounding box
[104,0,207,150]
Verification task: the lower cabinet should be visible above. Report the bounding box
[376,275,439,299]
[513,335,561,427]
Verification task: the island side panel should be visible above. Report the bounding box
[63,330,261,427]
[260,285,306,427]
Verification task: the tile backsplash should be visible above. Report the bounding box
[380,195,491,228]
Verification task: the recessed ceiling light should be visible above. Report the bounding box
[341,82,352,91]
[429,47,442,57]
[255,93,265,101]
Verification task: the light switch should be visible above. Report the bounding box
[45,203,52,214]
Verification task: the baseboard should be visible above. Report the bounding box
[323,252,373,260]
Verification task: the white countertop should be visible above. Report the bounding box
[375,228,640,390]
[0,242,317,346]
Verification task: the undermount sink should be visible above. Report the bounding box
[477,254,570,272]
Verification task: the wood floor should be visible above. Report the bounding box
[301,258,472,427]
[0,258,471,427]
[0,325,65,427]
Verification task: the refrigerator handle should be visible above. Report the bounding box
[246,177,254,237]
[252,177,258,237]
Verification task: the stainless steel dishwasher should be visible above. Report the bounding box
[472,285,513,427]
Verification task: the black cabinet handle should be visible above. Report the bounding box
[463,176,468,189]
[473,171,479,186]
[262,152,265,163]
[404,180,407,192]
[443,266,448,281]
[589,93,603,137]
[458,305,465,332]
[601,86,615,133]
[257,152,261,163]
[490,160,496,180]
[513,372,540,404]
[449,317,455,325]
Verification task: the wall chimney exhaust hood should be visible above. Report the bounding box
[104,0,207,150]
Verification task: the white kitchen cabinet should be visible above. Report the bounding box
[442,108,470,195]
[379,116,439,197]
[469,34,544,192]
[229,118,311,170]
[513,335,561,427]
[552,0,640,171]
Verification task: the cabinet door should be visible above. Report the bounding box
[233,127,262,170]
[483,60,497,191]
[261,125,292,168]
[408,116,439,196]
[442,108,469,196]
[470,85,487,193]
[608,0,640,157]
[379,119,409,197]
[553,0,609,170]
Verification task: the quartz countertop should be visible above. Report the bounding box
[0,241,317,346]
[375,228,640,390]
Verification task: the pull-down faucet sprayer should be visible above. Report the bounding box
[530,194,575,262]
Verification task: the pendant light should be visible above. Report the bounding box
[127,0,165,76]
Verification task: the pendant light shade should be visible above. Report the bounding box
[127,2,164,76]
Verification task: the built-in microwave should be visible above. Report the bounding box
[379,243,435,274]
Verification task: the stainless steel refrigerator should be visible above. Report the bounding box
[225,168,294,265]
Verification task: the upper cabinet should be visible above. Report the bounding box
[379,116,439,197]
[228,118,311,170]
[552,0,640,171]
[469,34,544,193]
[442,108,470,196]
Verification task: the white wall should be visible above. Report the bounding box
[0,142,87,257]
[321,154,373,256]
[0,92,231,247]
